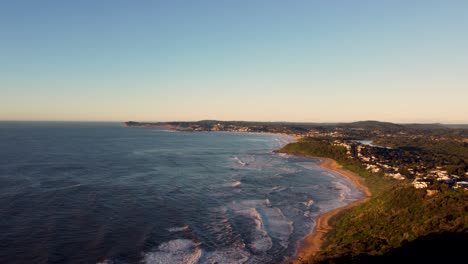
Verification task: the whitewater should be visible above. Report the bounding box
[0,122,362,264]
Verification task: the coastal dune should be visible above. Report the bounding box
[289,158,371,263]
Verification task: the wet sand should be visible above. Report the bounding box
[288,158,371,264]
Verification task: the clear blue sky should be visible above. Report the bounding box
[1,0,467,123]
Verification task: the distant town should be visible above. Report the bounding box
[125,120,468,192]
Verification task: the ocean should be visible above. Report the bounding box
[0,122,362,264]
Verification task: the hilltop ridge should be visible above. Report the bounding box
[124,120,464,130]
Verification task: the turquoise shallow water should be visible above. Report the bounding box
[0,122,362,264]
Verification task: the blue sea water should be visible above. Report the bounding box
[0,122,362,264]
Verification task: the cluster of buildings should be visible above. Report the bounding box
[412,169,468,190]
[182,123,304,136]
[179,123,251,132]
[332,139,468,191]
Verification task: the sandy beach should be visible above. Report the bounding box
[287,158,371,264]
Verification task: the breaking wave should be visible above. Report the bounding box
[230,180,242,187]
[167,225,189,232]
[333,181,352,200]
[268,186,287,193]
[233,157,247,167]
[302,199,314,208]
[142,239,202,264]
[200,248,250,264]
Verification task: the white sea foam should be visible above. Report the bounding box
[230,180,242,187]
[276,166,298,174]
[270,186,281,192]
[333,181,352,200]
[228,199,293,251]
[258,207,293,248]
[273,136,295,148]
[167,225,189,232]
[302,199,314,208]
[250,232,273,253]
[200,249,250,264]
[296,162,320,171]
[248,208,264,230]
[233,157,247,166]
[159,129,178,133]
[243,209,272,252]
[142,239,202,264]
[228,201,273,253]
[269,186,287,193]
[60,183,83,189]
[196,210,251,262]
[324,171,337,178]
[220,180,242,188]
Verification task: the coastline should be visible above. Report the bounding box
[208,131,369,262]
[215,130,371,263]
[124,124,370,262]
[189,130,302,142]
[288,158,371,264]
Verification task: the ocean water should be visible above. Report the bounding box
[0,122,362,264]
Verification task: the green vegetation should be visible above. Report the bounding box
[314,186,468,263]
[279,138,394,194]
[279,139,468,264]
[280,139,348,160]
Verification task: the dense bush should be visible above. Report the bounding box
[279,140,468,264]
[311,186,468,263]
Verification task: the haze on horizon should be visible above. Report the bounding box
[1,1,467,124]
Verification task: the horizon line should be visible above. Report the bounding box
[1,119,468,125]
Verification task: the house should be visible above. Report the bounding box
[412,178,433,189]
[366,164,381,173]
[386,173,405,180]
[454,181,468,189]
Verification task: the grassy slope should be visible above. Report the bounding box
[279,139,468,263]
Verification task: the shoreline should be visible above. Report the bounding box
[287,157,371,264]
[189,131,369,262]
[124,124,369,262]
[208,130,371,263]
[187,130,302,143]
[125,123,302,142]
